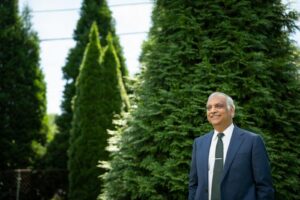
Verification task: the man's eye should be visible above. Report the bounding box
[215,104,224,109]
[206,104,225,110]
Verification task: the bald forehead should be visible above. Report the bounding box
[207,93,226,104]
[206,92,235,111]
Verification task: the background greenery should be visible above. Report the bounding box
[0,0,299,199]
[68,22,129,200]
[101,0,300,199]
[0,0,47,170]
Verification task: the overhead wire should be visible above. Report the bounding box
[40,31,148,42]
[31,1,153,13]
[30,1,153,42]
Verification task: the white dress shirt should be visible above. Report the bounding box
[208,123,234,200]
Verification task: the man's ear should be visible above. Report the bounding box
[231,108,235,118]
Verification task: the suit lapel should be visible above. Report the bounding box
[222,126,245,180]
[200,131,213,187]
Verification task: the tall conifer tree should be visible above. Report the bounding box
[0,0,47,169]
[102,1,300,199]
[48,0,127,170]
[68,23,128,200]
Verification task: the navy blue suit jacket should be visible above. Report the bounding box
[188,126,274,200]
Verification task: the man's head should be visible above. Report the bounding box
[206,92,235,132]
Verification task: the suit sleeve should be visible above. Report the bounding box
[252,135,275,200]
[188,140,197,200]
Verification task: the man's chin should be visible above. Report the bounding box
[209,120,221,126]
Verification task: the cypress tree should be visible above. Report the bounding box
[48,0,127,171]
[0,0,47,169]
[68,23,128,200]
[103,0,300,199]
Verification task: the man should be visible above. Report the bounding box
[188,92,274,200]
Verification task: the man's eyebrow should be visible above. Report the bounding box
[206,103,225,108]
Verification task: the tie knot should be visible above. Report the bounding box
[217,133,224,139]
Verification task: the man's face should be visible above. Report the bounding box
[206,95,234,131]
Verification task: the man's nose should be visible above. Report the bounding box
[211,106,218,112]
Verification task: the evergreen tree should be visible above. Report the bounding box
[0,0,47,169]
[68,23,128,200]
[48,0,127,171]
[102,1,300,199]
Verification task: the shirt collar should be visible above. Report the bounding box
[213,123,234,140]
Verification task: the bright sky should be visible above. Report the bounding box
[18,0,299,114]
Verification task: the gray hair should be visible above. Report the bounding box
[207,92,235,110]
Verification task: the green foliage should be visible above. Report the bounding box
[37,114,63,169]
[0,1,47,169]
[68,23,129,200]
[102,0,300,199]
[46,114,58,142]
[52,0,128,172]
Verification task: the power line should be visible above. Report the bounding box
[33,8,78,13]
[40,31,148,42]
[115,31,149,36]
[40,37,72,42]
[28,1,153,42]
[32,2,154,13]
[109,1,154,7]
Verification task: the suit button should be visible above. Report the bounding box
[205,188,208,193]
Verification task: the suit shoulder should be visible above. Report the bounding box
[236,127,262,139]
[194,131,212,142]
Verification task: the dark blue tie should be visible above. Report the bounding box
[211,133,224,200]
